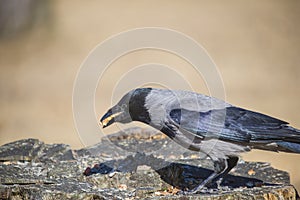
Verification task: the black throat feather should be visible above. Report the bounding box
[129,88,152,124]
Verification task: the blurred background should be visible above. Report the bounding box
[0,0,299,190]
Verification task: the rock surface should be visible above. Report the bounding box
[0,127,299,199]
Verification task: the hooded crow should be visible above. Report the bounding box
[100,88,300,193]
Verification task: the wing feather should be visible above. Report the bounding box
[167,106,299,145]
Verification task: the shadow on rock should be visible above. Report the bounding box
[84,152,267,191]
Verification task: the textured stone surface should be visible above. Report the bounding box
[0,127,298,199]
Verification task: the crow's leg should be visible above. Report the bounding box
[187,156,238,194]
[221,156,239,175]
[215,156,239,188]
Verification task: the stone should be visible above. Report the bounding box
[0,127,299,199]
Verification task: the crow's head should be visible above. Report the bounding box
[100,88,152,128]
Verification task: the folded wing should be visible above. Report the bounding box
[167,106,300,147]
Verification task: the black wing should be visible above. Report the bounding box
[168,106,300,144]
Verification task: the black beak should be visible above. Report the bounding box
[100,109,115,128]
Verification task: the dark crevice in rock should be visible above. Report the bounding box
[2,182,55,185]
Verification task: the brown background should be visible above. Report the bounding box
[0,0,299,191]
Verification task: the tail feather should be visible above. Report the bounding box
[272,126,300,153]
[281,126,300,143]
[252,126,300,153]
[276,141,300,153]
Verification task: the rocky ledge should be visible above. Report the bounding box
[0,127,299,199]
